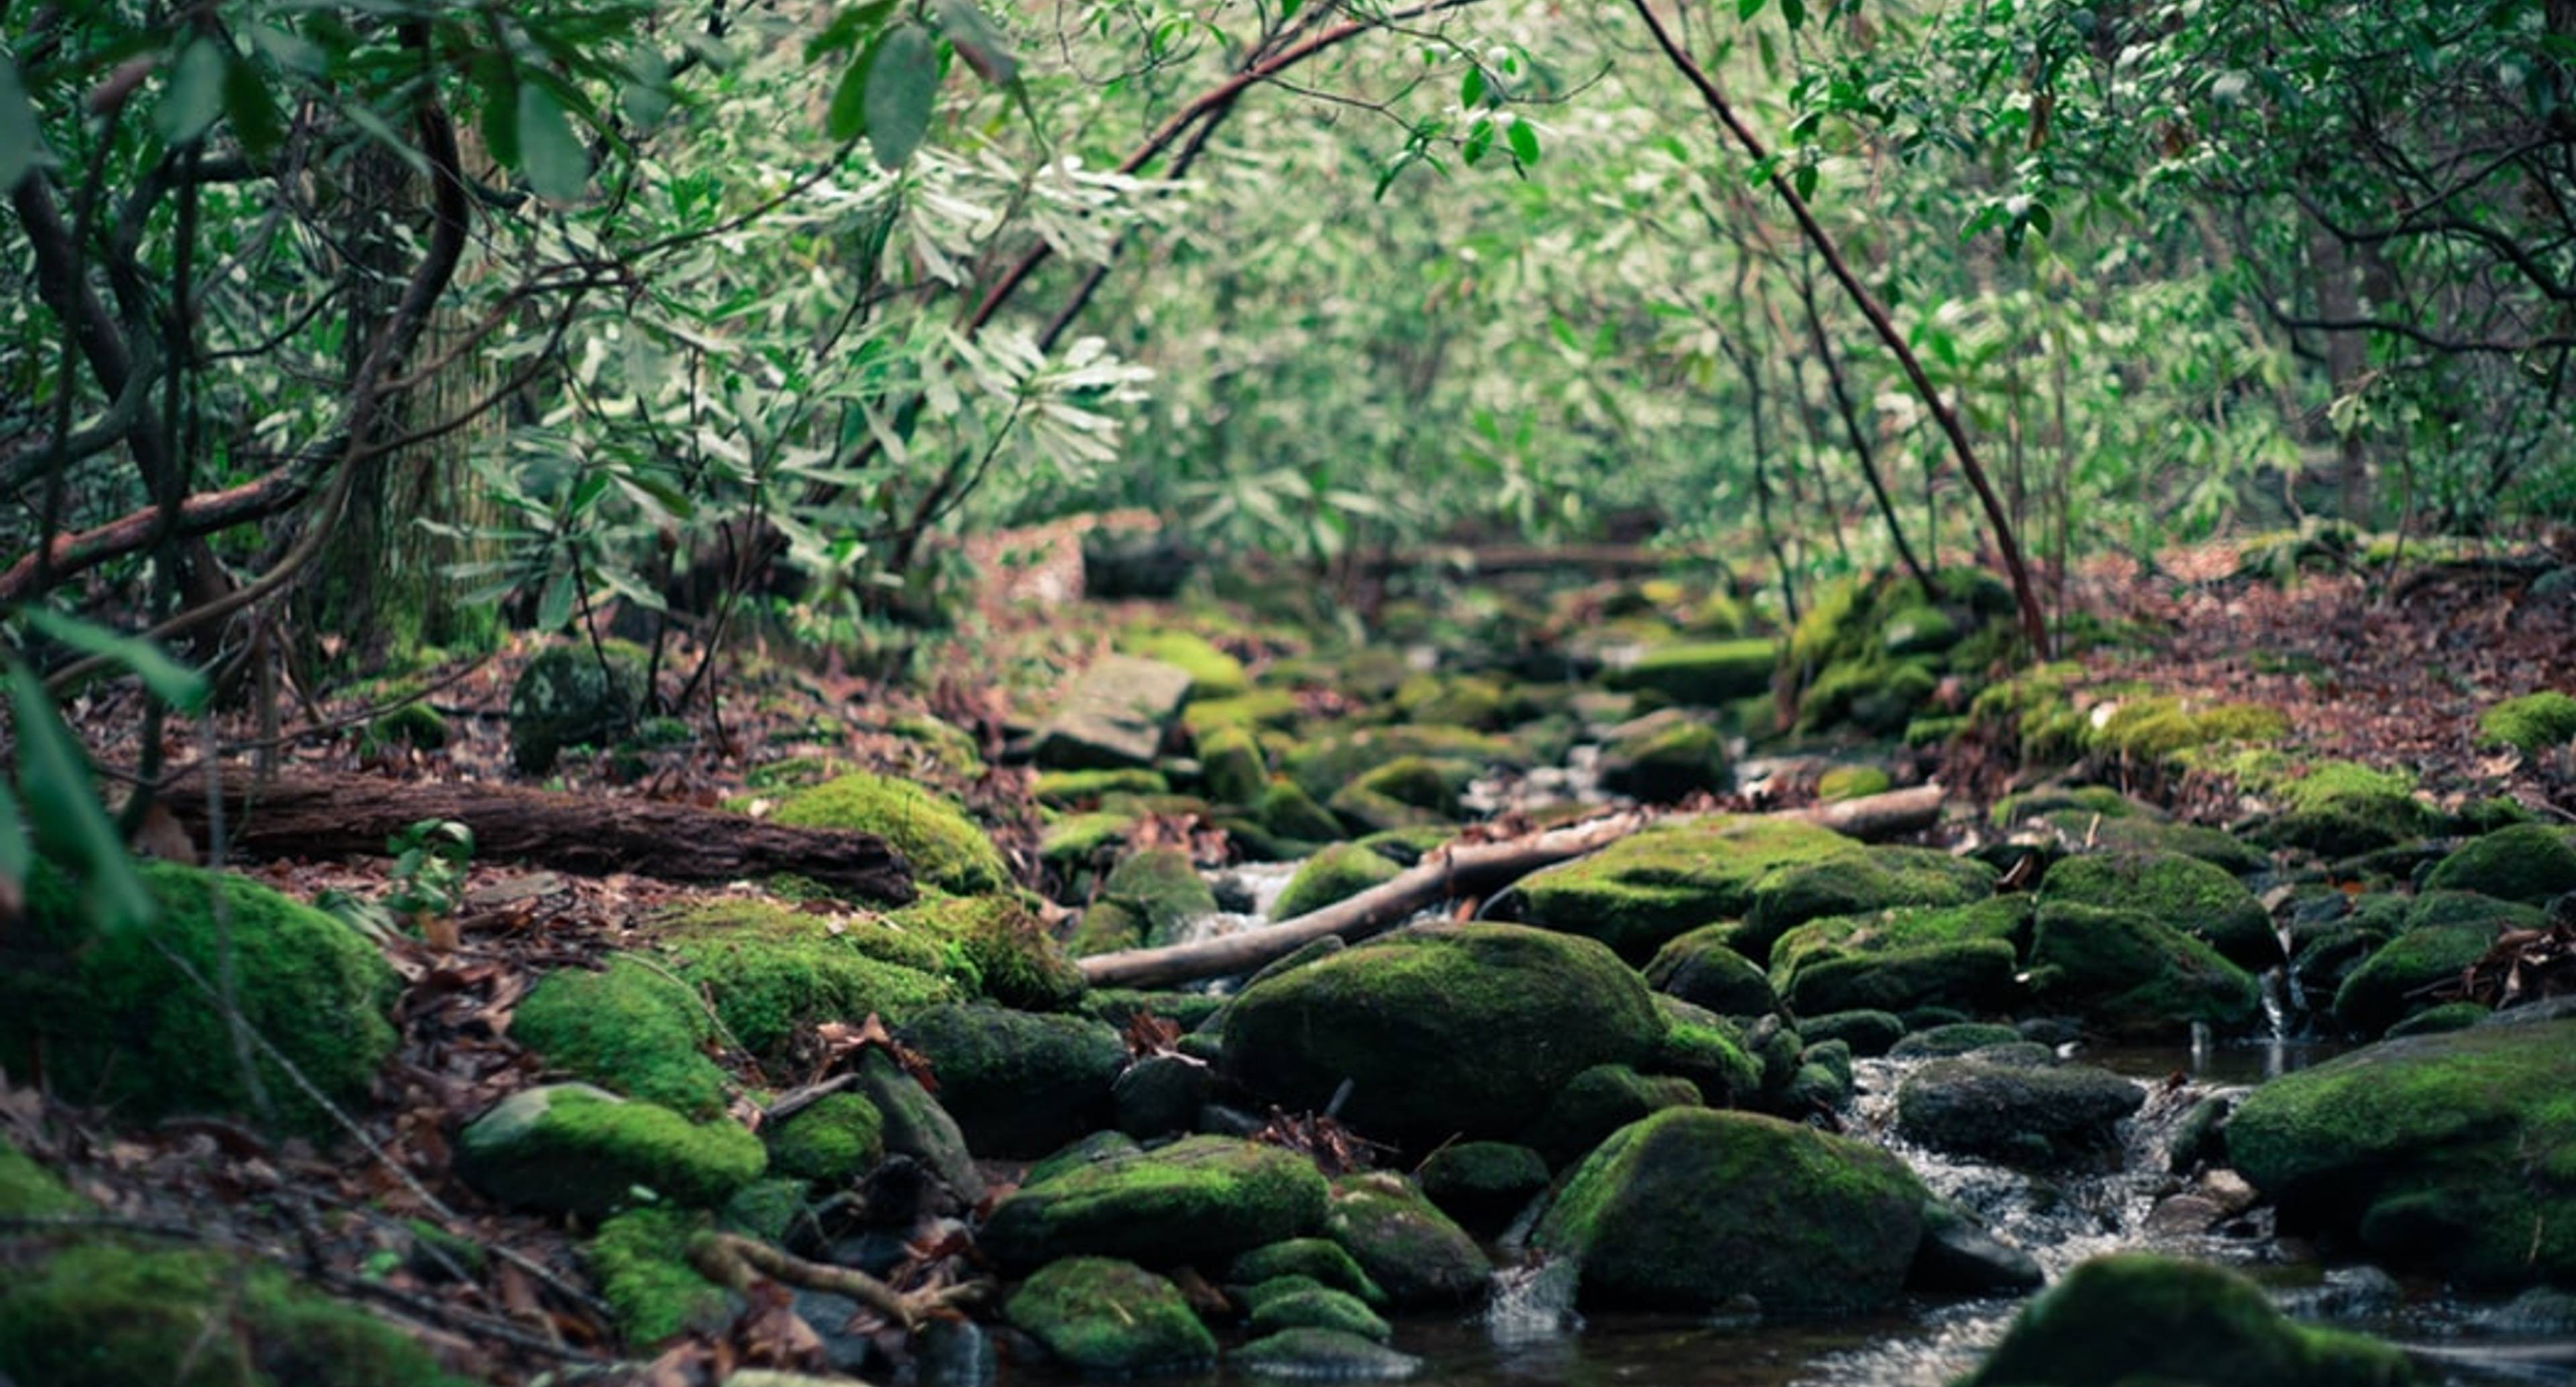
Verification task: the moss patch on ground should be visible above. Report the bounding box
[512,956,728,1117]
[767,772,1010,893]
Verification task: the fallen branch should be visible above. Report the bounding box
[156,766,915,903]
[1075,785,1946,990]
[689,1231,987,1331]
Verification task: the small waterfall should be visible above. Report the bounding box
[1483,1256,1584,1347]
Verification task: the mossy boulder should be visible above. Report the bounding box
[1006,1257,1218,1374]
[1737,846,1998,962]
[2249,760,2436,858]
[1220,923,1666,1148]
[1768,898,2033,1018]
[1642,926,1778,1015]
[893,1004,1126,1157]
[1257,779,1348,844]
[883,891,1087,1011]
[508,643,643,773]
[1250,1287,1392,1343]
[980,1135,1328,1271]
[2227,1018,2576,1288]
[1816,765,1891,802]
[2478,690,2576,756]
[362,702,448,755]
[1,862,396,1137]
[652,905,961,1057]
[589,1207,733,1346]
[1394,673,1513,731]
[1230,1239,1388,1305]
[0,1241,478,1387]
[1282,724,1523,801]
[1795,657,1939,736]
[1416,1142,1551,1230]
[2331,895,2538,1036]
[1888,1021,2024,1059]
[2027,901,2263,1037]
[851,1048,982,1201]
[1894,1056,2145,1168]
[1066,846,1219,956]
[2041,850,2278,968]
[1327,757,1465,834]
[1597,713,1729,803]
[1530,1107,1927,1314]
[769,771,1009,893]
[1492,816,1864,961]
[1795,1009,1907,1057]
[1519,1064,1702,1168]
[512,956,727,1118]
[1199,725,1270,806]
[764,1092,885,1186]
[455,1083,765,1218]
[1271,842,1405,921]
[1647,1011,1766,1108]
[1034,655,1196,770]
[1119,630,1250,702]
[1232,1329,1424,1380]
[1034,768,1169,807]
[2421,822,2576,903]
[1958,1252,2417,1387]
[1606,638,1777,705]
[1322,1173,1493,1307]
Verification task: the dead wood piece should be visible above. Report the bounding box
[690,1231,986,1330]
[156,766,914,902]
[1075,785,1947,991]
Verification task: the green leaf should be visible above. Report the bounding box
[7,663,155,933]
[517,80,589,201]
[155,36,229,146]
[1505,117,1538,166]
[1782,0,1806,28]
[1462,116,1494,167]
[248,25,326,77]
[1737,0,1766,18]
[863,22,936,170]
[1792,162,1817,200]
[929,0,1017,85]
[0,57,47,192]
[0,787,29,915]
[223,53,285,158]
[621,48,672,128]
[1461,64,1486,108]
[826,35,881,142]
[23,610,209,713]
[537,567,576,632]
[477,60,520,166]
[806,0,898,62]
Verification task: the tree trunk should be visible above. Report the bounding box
[155,767,916,903]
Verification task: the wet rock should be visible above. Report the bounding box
[509,642,643,773]
[915,1316,998,1387]
[1958,1252,2416,1387]
[1596,711,1729,803]
[1736,846,2000,960]
[1795,1009,1907,1057]
[1114,1054,1212,1139]
[1895,1056,2145,1167]
[1250,1287,1393,1343]
[1518,1064,1703,1168]
[1067,845,1222,956]
[1230,1239,1388,1305]
[2473,1285,2576,1334]
[2383,1000,2489,1037]
[2165,1094,2231,1172]
[2041,850,2279,968]
[1770,898,2030,1017]
[1909,1199,2044,1294]
[2027,901,2263,1037]
[981,1135,1327,1272]
[1531,1107,1927,1314]
[1033,655,1196,770]
[1642,926,1778,1015]
[1006,1257,1217,1374]
[2421,822,2576,903]
[894,1004,1126,1158]
[1232,1327,1424,1380]
[1491,816,1862,962]
[2227,1017,2576,1288]
[1417,1142,1551,1231]
[1888,1021,2023,1058]
[1222,924,1665,1147]
[457,1084,765,1219]
[851,1048,983,1203]
[1323,1174,1492,1307]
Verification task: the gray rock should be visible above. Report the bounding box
[851,1049,983,1202]
[1896,1057,2144,1168]
[1033,655,1195,769]
[1232,1328,1424,1380]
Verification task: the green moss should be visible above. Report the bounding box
[1272,841,1405,920]
[1394,674,1512,730]
[589,1208,732,1347]
[2041,851,2275,968]
[767,772,1010,893]
[1649,1019,1765,1107]
[1519,1063,1703,1168]
[1067,848,1218,958]
[2422,823,2576,903]
[765,1092,884,1185]
[457,1085,765,1217]
[1795,657,1938,736]
[980,1135,1330,1270]
[1034,768,1169,806]
[2477,691,2576,756]
[1118,630,1250,702]
[2027,901,2263,1036]
[873,891,1085,1010]
[1499,815,1864,961]
[654,906,961,1056]
[1039,810,1138,868]
[1229,1239,1388,1306]
[1738,845,1998,960]
[2084,696,2288,763]
[1322,1173,1493,1307]
[1416,1142,1550,1224]
[509,643,643,774]
[1181,688,1303,738]
[1968,661,2092,763]
[1198,724,1269,806]
[0,1241,476,1387]
[1250,1287,1393,1343]
[1007,1257,1218,1373]
[1816,766,1891,802]
[1962,1252,2417,1387]
[2332,914,2518,1036]
[0,1137,84,1217]
[1283,724,1523,800]
[512,956,727,1118]
[1769,898,2034,1019]
[2211,756,2437,856]
[1,862,397,1137]
[1992,785,2143,828]
[1642,926,1778,1015]
[886,712,986,778]
[1598,715,1729,802]
[360,702,447,755]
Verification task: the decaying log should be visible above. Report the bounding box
[154,766,915,903]
[1077,784,1948,990]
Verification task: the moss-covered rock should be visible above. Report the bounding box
[455,1083,764,1218]
[509,642,643,773]
[1531,1107,1926,1314]
[1250,1287,1393,1343]
[0,1138,83,1217]
[881,891,1087,1011]
[1642,926,1778,1015]
[1606,638,1777,706]
[2041,850,2277,968]
[1040,811,1138,875]
[2330,893,2540,1036]
[1493,816,1864,961]
[0,1240,478,1387]
[512,956,727,1118]
[1067,846,1219,956]
[1221,924,1666,1147]
[2385,1001,2490,1037]
[851,1047,983,1201]
[1271,842,1405,921]
[1007,1257,1218,1374]
[2421,822,2576,903]
[1519,1064,1702,1168]
[1034,768,1169,807]
[1795,1009,1907,1057]
[1959,1252,2417,1387]
[1199,725,1270,806]
[765,1092,884,1186]
[1282,724,1523,801]
[1257,778,1348,844]
[2478,690,2576,756]
[981,1135,1328,1271]
[1769,898,2033,1019]
[1895,1056,2145,1168]
[2027,901,2263,1036]
[1183,688,1304,738]
[1119,630,1250,702]
[1,862,396,1137]
[651,905,961,1056]
[1416,1142,1550,1230]
[1232,1328,1424,1380]
[1815,765,1892,801]
[2241,759,2436,858]
[589,1207,733,1346]
[1888,1021,2024,1059]
[1327,755,1466,834]
[2084,696,2288,765]
[1230,1239,1388,1306]
[1394,673,1513,731]
[1322,1173,1492,1307]
[1737,846,1998,961]
[1597,714,1729,803]
[1648,1015,1766,1108]
[1795,657,1939,736]
[2228,1018,2576,1288]
[362,702,449,755]
[893,1003,1126,1158]
[769,771,1010,893]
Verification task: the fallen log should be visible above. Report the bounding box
[1077,784,1946,990]
[153,766,915,903]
